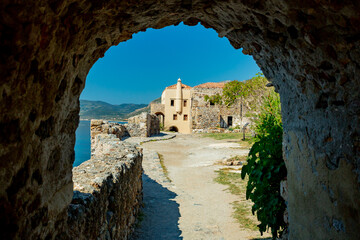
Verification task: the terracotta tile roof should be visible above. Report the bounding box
[193,82,226,88]
[166,83,192,89]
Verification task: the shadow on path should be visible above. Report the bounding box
[131,173,182,240]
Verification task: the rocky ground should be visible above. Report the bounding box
[128,133,269,240]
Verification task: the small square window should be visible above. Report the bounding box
[171,100,174,106]
[173,114,177,120]
[184,100,187,107]
[184,114,188,121]
[210,101,215,106]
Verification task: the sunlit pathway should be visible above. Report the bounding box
[131,133,267,240]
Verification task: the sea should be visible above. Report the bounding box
[73,120,126,167]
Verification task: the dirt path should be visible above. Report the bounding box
[131,133,266,240]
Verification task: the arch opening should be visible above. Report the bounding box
[154,112,165,127]
[169,126,179,132]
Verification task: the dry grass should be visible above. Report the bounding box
[157,153,171,182]
[214,168,260,232]
[227,155,248,162]
[201,132,254,149]
[201,132,244,140]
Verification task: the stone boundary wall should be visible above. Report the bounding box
[127,112,160,137]
[68,134,143,239]
[191,88,251,131]
[150,103,165,115]
[191,106,220,130]
[90,120,129,150]
[91,113,160,144]
[67,114,160,239]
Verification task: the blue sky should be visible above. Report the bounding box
[81,23,261,104]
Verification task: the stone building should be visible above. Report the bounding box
[151,79,248,134]
[152,78,192,133]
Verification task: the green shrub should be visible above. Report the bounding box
[241,92,287,239]
[204,94,222,105]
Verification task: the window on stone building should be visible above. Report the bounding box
[184,114,188,121]
[184,100,187,107]
[171,100,174,106]
[173,114,177,120]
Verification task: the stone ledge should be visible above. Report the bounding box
[123,132,176,145]
[68,135,143,240]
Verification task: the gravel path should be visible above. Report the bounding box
[129,133,265,240]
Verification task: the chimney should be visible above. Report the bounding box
[175,78,182,113]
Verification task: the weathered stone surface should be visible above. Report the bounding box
[127,113,160,137]
[90,120,129,150]
[0,1,360,239]
[69,134,143,240]
[150,103,165,115]
[90,115,160,146]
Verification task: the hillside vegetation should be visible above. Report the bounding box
[80,97,161,120]
[79,100,147,120]
[204,73,274,114]
[123,97,161,119]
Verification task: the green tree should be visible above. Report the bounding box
[204,93,222,105]
[241,92,287,239]
[222,80,248,121]
[244,73,268,95]
[221,72,268,121]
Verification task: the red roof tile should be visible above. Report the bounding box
[193,82,226,88]
[166,83,192,89]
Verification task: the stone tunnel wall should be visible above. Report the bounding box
[1,1,360,239]
[69,134,142,240]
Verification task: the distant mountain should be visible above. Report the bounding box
[123,97,161,119]
[80,100,147,120]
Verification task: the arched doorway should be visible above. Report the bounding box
[155,112,165,129]
[1,1,359,239]
[169,126,178,132]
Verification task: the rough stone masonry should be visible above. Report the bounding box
[90,113,160,146]
[69,134,143,240]
[0,1,359,239]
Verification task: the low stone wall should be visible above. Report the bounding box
[66,115,159,239]
[90,120,129,145]
[127,113,160,137]
[68,134,143,240]
[90,113,160,144]
[192,127,251,134]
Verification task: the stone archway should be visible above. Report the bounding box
[154,112,165,128]
[169,126,179,132]
[1,1,360,239]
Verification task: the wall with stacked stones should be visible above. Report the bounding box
[90,120,129,149]
[191,87,226,130]
[191,87,251,131]
[150,103,165,115]
[69,134,142,239]
[90,114,160,145]
[127,113,160,137]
